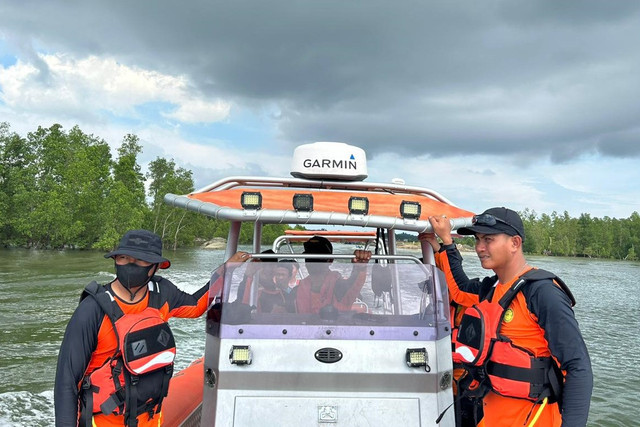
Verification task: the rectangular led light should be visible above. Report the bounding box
[405,347,430,371]
[348,196,369,215]
[400,201,421,219]
[229,345,252,365]
[241,192,262,210]
[293,193,314,211]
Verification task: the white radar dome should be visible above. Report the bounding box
[290,142,368,181]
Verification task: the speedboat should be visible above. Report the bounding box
[161,142,474,426]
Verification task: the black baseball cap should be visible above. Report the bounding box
[104,229,171,268]
[457,207,525,241]
[303,235,333,254]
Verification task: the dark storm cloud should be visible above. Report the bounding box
[2,0,640,161]
[596,128,640,157]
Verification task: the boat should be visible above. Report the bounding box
[162,142,475,426]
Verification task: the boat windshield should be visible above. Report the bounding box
[207,258,451,342]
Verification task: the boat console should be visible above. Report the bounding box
[163,142,475,426]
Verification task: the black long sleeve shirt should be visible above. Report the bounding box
[439,244,593,427]
[54,276,209,426]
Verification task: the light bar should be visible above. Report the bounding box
[229,345,252,365]
[400,201,421,220]
[348,196,369,215]
[405,347,430,371]
[240,192,262,210]
[293,193,314,212]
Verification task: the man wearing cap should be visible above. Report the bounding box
[54,229,248,427]
[423,208,592,426]
[290,235,371,314]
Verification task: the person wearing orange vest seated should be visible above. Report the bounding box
[54,229,248,427]
[274,261,296,294]
[427,208,592,427]
[236,249,278,305]
[290,235,371,314]
[255,261,296,313]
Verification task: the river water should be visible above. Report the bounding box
[0,247,637,426]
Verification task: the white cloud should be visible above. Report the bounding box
[164,99,230,123]
[131,124,290,177]
[0,54,230,123]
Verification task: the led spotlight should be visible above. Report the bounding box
[229,345,252,365]
[241,192,262,210]
[406,347,430,371]
[400,201,421,220]
[293,193,314,212]
[348,196,369,215]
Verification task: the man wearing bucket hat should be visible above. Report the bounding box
[422,208,592,427]
[54,229,249,427]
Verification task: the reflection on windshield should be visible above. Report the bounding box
[208,259,450,336]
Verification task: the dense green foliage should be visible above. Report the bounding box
[0,123,289,251]
[520,208,640,260]
[1,123,638,259]
[400,210,640,261]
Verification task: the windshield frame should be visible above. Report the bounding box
[206,255,451,342]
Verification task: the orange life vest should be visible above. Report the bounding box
[453,269,573,403]
[295,274,340,313]
[80,282,176,427]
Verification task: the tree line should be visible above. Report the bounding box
[0,123,290,251]
[400,211,640,261]
[1,123,638,260]
[519,208,640,260]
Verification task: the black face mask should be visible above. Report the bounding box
[115,263,155,290]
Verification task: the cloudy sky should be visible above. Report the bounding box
[1,0,639,218]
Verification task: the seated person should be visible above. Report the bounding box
[283,259,300,290]
[290,235,371,313]
[274,261,296,294]
[236,249,277,304]
[256,261,295,313]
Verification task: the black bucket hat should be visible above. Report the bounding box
[457,207,525,241]
[104,229,171,269]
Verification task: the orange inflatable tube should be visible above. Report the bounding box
[161,358,204,427]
